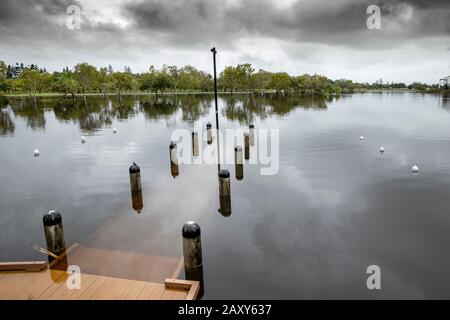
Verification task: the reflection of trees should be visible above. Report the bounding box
[0,109,15,136]
[179,95,212,122]
[222,94,329,124]
[439,92,450,110]
[53,97,113,132]
[9,98,46,130]
[0,96,9,109]
[110,96,139,120]
[139,95,178,120]
[3,94,333,134]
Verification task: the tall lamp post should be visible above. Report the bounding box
[211,47,221,173]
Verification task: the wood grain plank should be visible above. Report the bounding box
[149,284,166,300]
[172,290,189,300]
[66,274,98,300]
[76,276,108,300]
[124,280,147,300]
[136,283,157,300]
[89,276,118,300]
[161,288,177,300]
[0,270,67,300]
[102,278,136,300]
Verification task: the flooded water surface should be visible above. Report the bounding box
[1,93,450,298]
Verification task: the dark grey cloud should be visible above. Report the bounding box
[0,0,448,82]
[123,0,450,47]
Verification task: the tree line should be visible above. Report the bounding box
[0,60,443,98]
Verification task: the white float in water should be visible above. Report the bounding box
[81,135,86,143]
[113,128,117,134]
[411,165,419,173]
[379,146,385,153]
[360,136,365,141]
[33,149,40,157]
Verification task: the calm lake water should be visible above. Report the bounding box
[1,92,450,299]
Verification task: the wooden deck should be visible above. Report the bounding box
[0,244,199,300]
[0,268,198,300]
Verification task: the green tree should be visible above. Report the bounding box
[74,63,98,96]
[269,72,291,94]
[220,66,243,95]
[51,72,78,97]
[153,72,174,96]
[111,72,132,97]
[20,69,44,97]
[0,61,7,80]
[97,67,113,97]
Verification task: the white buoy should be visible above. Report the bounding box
[81,135,86,143]
[379,146,385,153]
[411,165,419,173]
[360,136,365,141]
[33,149,40,157]
[113,128,117,134]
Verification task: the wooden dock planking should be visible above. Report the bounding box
[0,270,196,300]
[0,245,199,300]
[0,269,66,300]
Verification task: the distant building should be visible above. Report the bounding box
[440,76,450,88]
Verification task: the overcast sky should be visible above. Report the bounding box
[0,0,449,84]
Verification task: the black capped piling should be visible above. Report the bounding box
[249,124,255,146]
[244,132,250,160]
[129,162,143,213]
[235,146,243,180]
[129,162,142,192]
[206,122,212,144]
[182,221,204,297]
[169,141,179,177]
[219,169,231,216]
[43,210,69,282]
[192,131,199,157]
[43,210,66,255]
[169,141,178,165]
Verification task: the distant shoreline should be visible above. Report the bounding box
[1,89,447,98]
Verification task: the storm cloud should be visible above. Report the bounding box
[0,0,448,83]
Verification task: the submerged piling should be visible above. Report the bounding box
[219,169,231,216]
[249,124,255,146]
[129,162,142,192]
[192,131,199,157]
[129,162,143,213]
[43,210,66,255]
[43,210,68,282]
[182,221,204,297]
[206,122,212,144]
[169,142,179,177]
[235,146,243,180]
[169,141,178,165]
[244,133,250,160]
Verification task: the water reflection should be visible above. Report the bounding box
[439,92,450,109]
[222,94,330,124]
[139,96,178,120]
[53,98,113,132]
[0,109,15,136]
[0,93,334,136]
[9,98,46,130]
